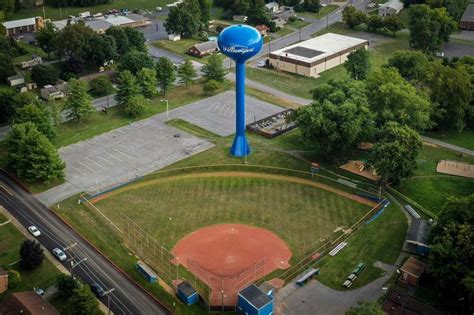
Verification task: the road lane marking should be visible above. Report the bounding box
[0,185,13,196]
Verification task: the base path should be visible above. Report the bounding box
[172,223,292,306]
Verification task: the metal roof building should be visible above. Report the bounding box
[269,33,368,78]
[461,4,474,31]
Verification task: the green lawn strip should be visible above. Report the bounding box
[152,38,213,63]
[246,86,302,109]
[0,213,61,301]
[10,0,173,20]
[425,129,474,151]
[298,5,339,20]
[317,203,407,290]
[275,26,294,37]
[286,19,310,29]
[166,119,222,139]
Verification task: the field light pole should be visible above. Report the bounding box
[160,99,169,120]
[70,257,87,279]
[104,288,115,315]
[218,25,263,157]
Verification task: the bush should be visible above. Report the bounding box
[7,270,21,289]
[56,274,79,299]
[203,79,220,95]
[88,75,113,97]
[124,95,149,118]
[19,240,44,270]
[288,16,297,23]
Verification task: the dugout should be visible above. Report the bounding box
[176,281,198,305]
[237,284,273,315]
[135,261,157,283]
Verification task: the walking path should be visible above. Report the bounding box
[421,136,474,157]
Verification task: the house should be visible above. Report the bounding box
[168,33,181,41]
[7,74,25,87]
[271,16,286,28]
[265,2,279,13]
[40,80,68,100]
[232,15,248,23]
[255,25,270,37]
[3,16,44,36]
[0,291,59,315]
[461,4,474,31]
[378,0,404,17]
[0,268,8,294]
[188,40,219,58]
[399,256,426,286]
[405,219,432,255]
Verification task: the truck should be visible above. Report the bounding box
[20,56,43,69]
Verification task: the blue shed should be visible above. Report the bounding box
[237,284,273,315]
[176,281,199,305]
[406,219,432,255]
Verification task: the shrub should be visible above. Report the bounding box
[7,270,21,288]
[124,95,149,118]
[203,79,220,95]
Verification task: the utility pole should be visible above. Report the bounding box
[104,288,116,315]
[70,257,88,279]
[160,99,169,120]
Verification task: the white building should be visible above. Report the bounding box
[265,2,279,13]
[378,0,404,17]
[269,33,368,78]
[3,17,44,36]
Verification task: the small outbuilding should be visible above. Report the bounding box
[176,281,198,305]
[7,74,25,87]
[188,40,219,58]
[237,284,273,315]
[255,25,270,37]
[265,2,279,13]
[461,4,474,31]
[168,33,181,41]
[399,256,426,287]
[378,0,404,17]
[233,15,248,23]
[405,219,432,255]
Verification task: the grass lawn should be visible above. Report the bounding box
[425,129,474,150]
[12,42,50,65]
[275,26,294,37]
[317,203,407,290]
[286,19,310,29]
[0,213,61,301]
[298,5,338,20]
[10,0,173,21]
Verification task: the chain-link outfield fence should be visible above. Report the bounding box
[79,164,386,311]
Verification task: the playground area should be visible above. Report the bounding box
[436,160,474,179]
[339,161,381,181]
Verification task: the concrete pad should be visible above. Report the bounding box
[170,91,284,137]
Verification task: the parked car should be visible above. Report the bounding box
[34,287,44,296]
[90,283,106,298]
[257,60,266,68]
[52,248,67,262]
[297,16,305,21]
[156,6,162,11]
[28,225,41,237]
[435,51,445,58]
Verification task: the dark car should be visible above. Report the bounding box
[90,283,106,298]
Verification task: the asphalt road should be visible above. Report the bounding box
[0,170,172,315]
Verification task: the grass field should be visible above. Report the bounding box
[298,5,338,20]
[425,129,474,150]
[92,173,372,260]
[152,38,208,63]
[0,213,61,301]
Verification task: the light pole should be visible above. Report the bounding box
[160,99,169,120]
[70,257,88,279]
[104,288,115,315]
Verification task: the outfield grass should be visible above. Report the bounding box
[425,129,474,150]
[317,203,407,290]
[298,5,339,20]
[0,213,61,301]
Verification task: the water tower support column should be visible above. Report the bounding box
[231,61,250,157]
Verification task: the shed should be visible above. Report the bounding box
[237,284,273,315]
[176,281,198,305]
[7,74,25,87]
[168,33,181,41]
[378,0,404,17]
[399,256,426,287]
[188,40,219,58]
[461,4,474,31]
[0,268,8,294]
[265,2,279,13]
[405,219,431,255]
[233,15,248,23]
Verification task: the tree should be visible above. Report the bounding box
[0,88,17,123]
[383,14,403,35]
[124,95,149,117]
[203,79,220,95]
[164,0,202,37]
[201,54,227,82]
[367,14,384,32]
[342,6,367,29]
[369,122,422,184]
[247,0,273,27]
[137,67,158,99]
[14,92,37,108]
[424,62,472,132]
[0,52,15,83]
[178,59,197,88]
[54,21,94,61]
[346,301,384,315]
[19,240,44,270]
[105,26,130,55]
[116,70,140,106]
[344,48,371,80]
[31,64,59,88]
[407,4,457,53]
[70,285,99,315]
[426,0,470,20]
[35,21,57,59]
[15,102,56,140]
[297,79,373,157]
[56,274,80,299]
[118,50,154,75]
[198,0,211,27]
[6,122,65,182]
[61,55,85,76]
[124,27,146,52]
[89,34,116,67]
[300,0,321,13]
[429,194,474,301]
[88,75,113,97]
[366,67,432,131]
[155,56,176,95]
[7,270,20,289]
[386,50,428,81]
[64,79,94,122]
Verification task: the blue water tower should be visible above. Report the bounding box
[218,25,263,157]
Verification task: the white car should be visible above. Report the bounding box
[257,60,266,68]
[28,226,41,237]
[52,248,67,262]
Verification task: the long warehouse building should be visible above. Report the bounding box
[269,33,369,78]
